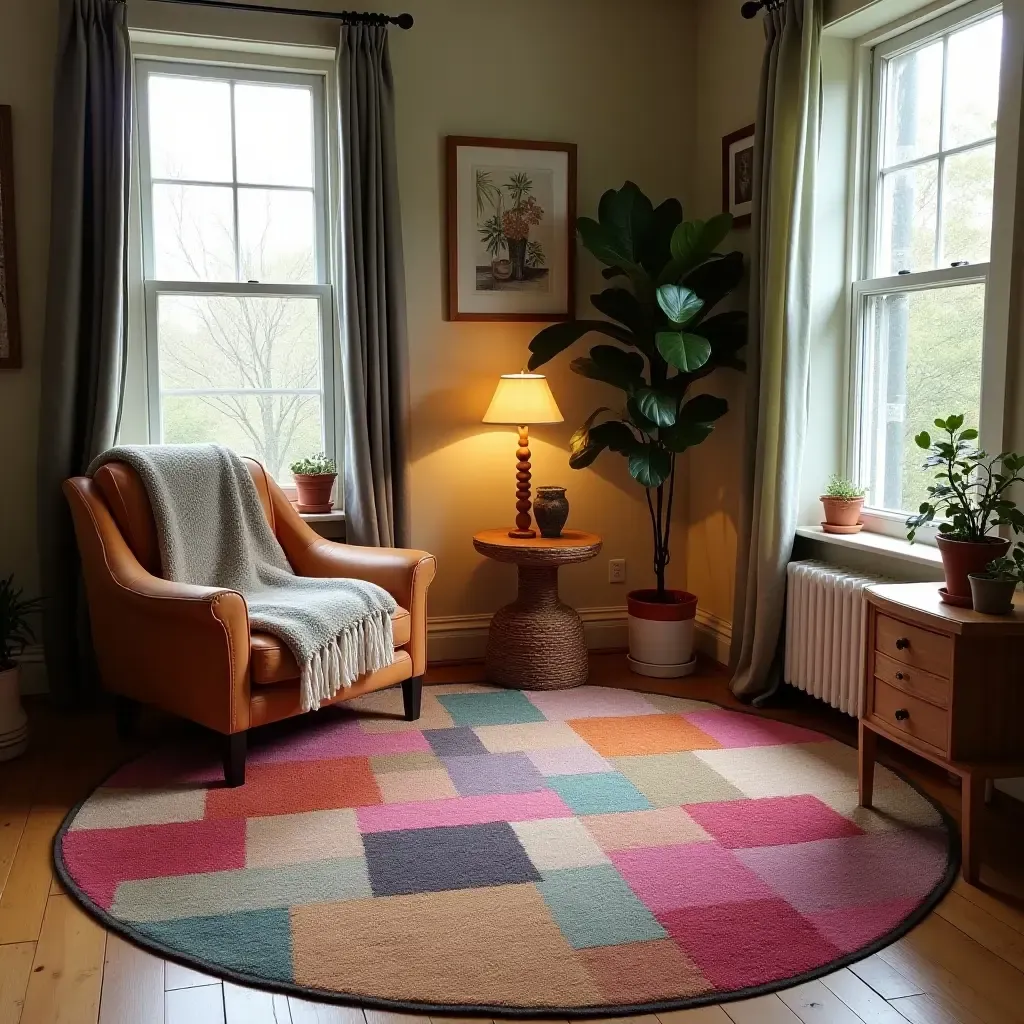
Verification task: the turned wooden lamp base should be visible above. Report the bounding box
[509,424,536,539]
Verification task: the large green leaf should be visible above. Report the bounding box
[657,284,704,326]
[528,320,634,370]
[661,420,714,453]
[684,251,745,319]
[628,443,672,488]
[577,217,644,275]
[670,214,733,266]
[656,331,712,372]
[570,344,645,391]
[626,396,658,436]
[634,387,678,427]
[679,393,729,425]
[592,419,639,454]
[568,412,637,469]
[639,198,683,277]
[590,288,648,336]
[603,181,654,265]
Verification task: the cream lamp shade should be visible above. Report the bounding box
[483,373,563,426]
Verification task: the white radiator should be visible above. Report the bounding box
[784,560,887,717]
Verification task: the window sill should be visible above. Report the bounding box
[298,510,345,523]
[794,525,942,568]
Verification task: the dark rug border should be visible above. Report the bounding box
[52,686,961,1019]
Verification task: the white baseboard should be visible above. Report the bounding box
[694,608,733,667]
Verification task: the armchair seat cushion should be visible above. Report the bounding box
[250,606,411,685]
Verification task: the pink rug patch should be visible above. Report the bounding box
[356,789,574,833]
[682,709,826,748]
[807,898,922,953]
[105,748,224,788]
[611,842,776,912]
[248,718,430,763]
[662,898,845,990]
[685,795,864,848]
[526,745,612,776]
[61,818,246,908]
[526,688,660,720]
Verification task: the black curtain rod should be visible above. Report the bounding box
[740,0,783,17]
[143,0,414,29]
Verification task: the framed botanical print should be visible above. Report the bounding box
[722,124,756,229]
[446,136,576,322]
[0,105,22,370]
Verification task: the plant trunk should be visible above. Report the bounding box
[508,237,527,280]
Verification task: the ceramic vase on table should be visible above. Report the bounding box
[534,487,570,538]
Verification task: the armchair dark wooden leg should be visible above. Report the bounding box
[114,696,138,741]
[224,732,247,788]
[402,676,423,721]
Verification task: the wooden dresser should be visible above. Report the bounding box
[859,582,1024,883]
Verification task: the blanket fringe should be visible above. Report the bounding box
[299,608,395,712]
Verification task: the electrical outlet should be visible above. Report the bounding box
[608,558,627,584]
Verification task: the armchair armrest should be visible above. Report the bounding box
[270,486,436,675]
[63,478,252,734]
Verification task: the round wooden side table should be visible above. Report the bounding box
[473,529,603,690]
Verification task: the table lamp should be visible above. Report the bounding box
[483,373,564,539]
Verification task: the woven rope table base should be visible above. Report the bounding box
[473,529,603,691]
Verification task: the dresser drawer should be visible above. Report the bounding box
[870,678,950,754]
[874,614,953,678]
[874,651,950,709]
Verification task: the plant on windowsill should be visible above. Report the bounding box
[906,415,1024,606]
[526,182,747,678]
[290,452,338,515]
[968,545,1024,616]
[0,574,42,761]
[821,474,867,534]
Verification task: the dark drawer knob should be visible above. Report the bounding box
[894,708,910,721]
[896,671,906,680]
[895,638,910,650]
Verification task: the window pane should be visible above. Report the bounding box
[238,189,316,284]
[234,83,314,187]
[941,143,995,265]
[157,294,322,392]
[882,41,942,167]
[162,393,324,482]
[877,161,938,274]
[148,75,233,182]
[152,184,236,281]
[944,15,1002,148]
[860,283,985,514]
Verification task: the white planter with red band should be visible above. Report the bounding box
[626,589,698,678]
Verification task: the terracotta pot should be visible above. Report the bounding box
[968,574,1017,616]
[936,535,1010,600]
[626,589,698,678]
[821,496,865,528]
[293,473,337,514]
[0,664,29,762]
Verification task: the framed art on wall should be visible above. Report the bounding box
[722,124,755,229]
[0,105,22,370]
[446,136,576,322]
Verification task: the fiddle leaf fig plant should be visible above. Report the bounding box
[527,182,747,599]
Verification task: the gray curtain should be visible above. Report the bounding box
[36,0,131,705]
[336,24,410,549]
[730,0,821,701]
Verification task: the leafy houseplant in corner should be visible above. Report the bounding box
[968,545,1024,616]
[527,182,746,677]
[0,574,42,761]
[906,415,1024,605]
[821,475,866,534]
[290,453,338,515]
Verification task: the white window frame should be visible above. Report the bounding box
[133,56,339,485]
[847,0,1004,540]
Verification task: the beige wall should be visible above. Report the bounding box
[0,0,698,632]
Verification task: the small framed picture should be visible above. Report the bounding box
[446,136,576,322]
[722,124,756,229]
[0,105,22,370]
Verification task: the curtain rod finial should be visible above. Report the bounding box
[395,12,413,28]
[741,1,763,18]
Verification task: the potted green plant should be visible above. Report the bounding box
[0,574,41,761]
[821,475,867,534]
[906,415,1024,605]
[527,182,746,677]
[969,545,1024,616]
[290,452,337,514]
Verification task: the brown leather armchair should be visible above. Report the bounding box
[63,458,436,786]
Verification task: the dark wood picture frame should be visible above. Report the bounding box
[722,123,756,230]
[0,105,22,370]
[446,136,577,322]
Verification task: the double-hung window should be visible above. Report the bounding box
[136,59,335,483]
[850,3,1002,531]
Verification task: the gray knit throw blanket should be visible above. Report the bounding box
[89,444,396,712]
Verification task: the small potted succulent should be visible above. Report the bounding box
[0,574,41,761]
[821,475,867,534]
[290,452,338,514]
[907,415,1024,605]
[969,545,1024,616]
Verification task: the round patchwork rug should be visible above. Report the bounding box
[56,684,956,1016]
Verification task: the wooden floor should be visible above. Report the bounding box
[2,652,1024,1024]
